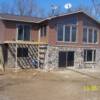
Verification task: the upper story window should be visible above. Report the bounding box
[83,27,98,44]
[83,16,97,27]
[57,24,63,41]
[17,24,31,41]
[40,25,47,37]
[67,15,77,25]
[57,24,77,42]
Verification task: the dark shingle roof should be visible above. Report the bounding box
[39,10,100,24]
[0,13,43,23]
[0,11,99,24]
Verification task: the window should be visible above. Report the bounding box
[88,29,93,43]
[40,25,47,37]
[57,24,77,42]
[65,25,76,42]
[72,26,76,42]
[17,48,28,57]
[24,25,31,40]
[67,15,77,24]
[57,24,63,41]
[65,26,70,41]
[83,27,98,44]
[84,50,96,62]
[18,25,23,40]
[17,24,30,41]
[83,28,87,42]
[94,30,97,43]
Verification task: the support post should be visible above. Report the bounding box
[37,28,41,69]
[15,43,18,71]
[38,44,40,69]
[15,25,18,71]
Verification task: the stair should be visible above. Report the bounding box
[39,45,48,68]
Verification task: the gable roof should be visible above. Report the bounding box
[0,11,99,24]
[38,10,100,24]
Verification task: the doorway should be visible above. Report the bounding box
[59,52,67,68]
[67,51,74,66]
[59,51,74,68]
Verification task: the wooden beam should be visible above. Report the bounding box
[4,41,48,45]
[15,42,18,70]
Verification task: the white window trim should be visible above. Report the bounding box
[57,24,77,43]
[83,26,99,44]
[84,49,96,63]
[16,24,31,41]
[56,24,64,42]
[40,25,47,37]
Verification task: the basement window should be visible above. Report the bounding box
[17,48,28,57]
[84,50,96,62]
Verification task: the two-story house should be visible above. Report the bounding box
[0,11,100,70]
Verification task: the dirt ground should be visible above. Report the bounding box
[0,69,100,100]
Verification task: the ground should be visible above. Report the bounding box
[0,68,100,100]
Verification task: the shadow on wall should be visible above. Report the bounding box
[6,44,39,69]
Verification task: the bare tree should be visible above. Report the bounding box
[15,0,45,17]
[0,2,11,14]
[75,5,93,16]
[16,0,38,16]
[0,0,45,17]
[91,0,100,17]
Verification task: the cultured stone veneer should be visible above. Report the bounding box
[44,46,100,70]
[0,45,4,70]
[1,44,100,70]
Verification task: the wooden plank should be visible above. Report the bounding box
[4,40,48,45]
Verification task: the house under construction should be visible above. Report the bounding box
[0,11,100,70]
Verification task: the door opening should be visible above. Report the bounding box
[67,51,74,66]
[59,52,67,68]
[59,51,74,68]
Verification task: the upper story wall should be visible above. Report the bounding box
[48,14,78,46]
[0,20,39,43]
[0,12,99,47]
[47,13,100,48]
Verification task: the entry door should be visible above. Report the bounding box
[67,52,74,66]
[59,52,67,67]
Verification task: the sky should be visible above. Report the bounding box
[0,0,93,12]
[0,0,95,18]
[37,0,92,12]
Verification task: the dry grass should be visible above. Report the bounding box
[0,69,100,100]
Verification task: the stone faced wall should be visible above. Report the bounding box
[6,44,39,69]
[44,46,100,70]
[96,49,100,69]
[0,46,100,70]
[7,46,15,68]
[0,45,3,63]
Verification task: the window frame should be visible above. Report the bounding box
[16,24,31,41]
[40,25,47,37]
[57,24,77,43]
[83,26,99,44]
[17,47,29,57]
[84,49,96,63]
[57,24,64,41]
